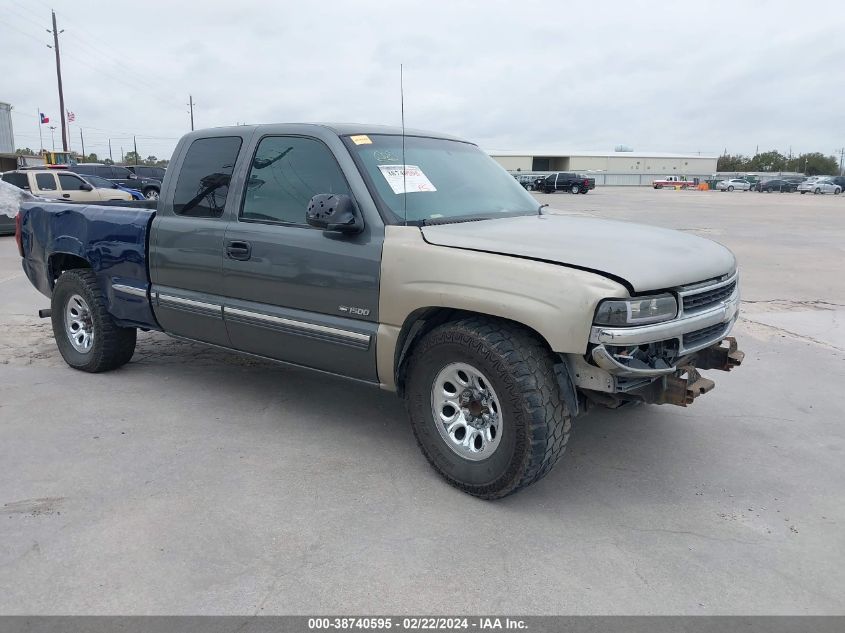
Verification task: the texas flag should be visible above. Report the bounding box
[40,113,49,124]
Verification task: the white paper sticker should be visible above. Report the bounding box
[377,164,436,194]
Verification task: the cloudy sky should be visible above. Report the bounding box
[2,0,843,161]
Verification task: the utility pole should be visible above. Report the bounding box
[187,95,195,131]
[48,11,68,152]
[49,126,56,152]
[37,107,43,153]
[121,146,124,163]
[108,138,113,163]
[79,128,85,161]
[838,147,845,176]
[133,135,138,165]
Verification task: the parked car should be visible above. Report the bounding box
[828,176,845,189]
[798,179,842,195]
[125,165,167,181]
[716,178,752,191]
[12,123,744,499]
[515,174,541,191]
[539,172,596,194]
[80,174,145,200]
[1,170,133,202]
[754,179,798,193]
[72,163,162,200]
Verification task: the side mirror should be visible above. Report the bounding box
[80,183,93,191]
[306,194,363,234]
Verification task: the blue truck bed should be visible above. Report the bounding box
[19,201,160,330]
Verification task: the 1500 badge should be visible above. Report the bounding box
[338,305,370,317]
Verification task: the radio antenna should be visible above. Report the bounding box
[400,63,407,226]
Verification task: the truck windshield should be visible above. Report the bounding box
[346,134,538,224]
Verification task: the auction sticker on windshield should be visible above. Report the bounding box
[377,164,437,194]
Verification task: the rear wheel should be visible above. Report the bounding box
[814,188,821,195]
[654,184,663,189]
[835,188,841,195]
[51,269,136,372]
[404,317,571,499]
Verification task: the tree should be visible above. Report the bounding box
[145,155,158,165]
[123,151,141,165]
[717,154,749,171]
[103,158,114,165]
[15,147,37,156]
[747,150,786,172]
[80,153,99,163]
[786,152,838,176]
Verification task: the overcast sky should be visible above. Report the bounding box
[2,0,843,161]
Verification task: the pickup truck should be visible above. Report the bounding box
[13,123,744,499]
[652,176,697,189]
[537,172,596,194]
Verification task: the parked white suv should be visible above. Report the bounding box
[0,170,133,202]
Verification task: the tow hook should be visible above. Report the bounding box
[662,365,715,406]
[38,308,52,319]
[697,336,745,371]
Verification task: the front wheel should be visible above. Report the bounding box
[814,188,821,195]
[51,269,137,372]
[404,317,571,499]
[835,188,841,195]
[728,186,734,191]
[144,188,160,200]
[570,184,581,194]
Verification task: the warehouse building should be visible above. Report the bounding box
[489,149,718,185]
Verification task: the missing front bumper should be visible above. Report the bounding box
[567,337,745,409]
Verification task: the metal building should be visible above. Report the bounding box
[0,102,14,154]
[489,149,718,182]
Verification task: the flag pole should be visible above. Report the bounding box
[37,108,43,154]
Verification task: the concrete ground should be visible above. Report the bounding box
[0,187,843,615]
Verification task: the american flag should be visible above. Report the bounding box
[66,110,76,123]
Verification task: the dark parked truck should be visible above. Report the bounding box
[538,172,596,194]
[14,124,744,499]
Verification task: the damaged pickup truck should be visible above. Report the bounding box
[14,124,744,499]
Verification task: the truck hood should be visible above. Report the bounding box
[420,214,736,293]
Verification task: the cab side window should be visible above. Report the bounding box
[240,136,350,225]
[35,173,57,191]
[58,173,87,190]
[173,136,243,218]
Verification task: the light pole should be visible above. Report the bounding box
[49,126,56,152]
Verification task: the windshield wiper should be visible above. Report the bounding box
[538,203,549,216]
[421,214,493,226]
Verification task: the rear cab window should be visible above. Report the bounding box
[173,136,243,218]
[1,172,30,190]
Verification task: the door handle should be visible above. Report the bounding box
[226,240,252,261]
[62,193,70,198]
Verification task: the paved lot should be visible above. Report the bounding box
[0,187,843,614]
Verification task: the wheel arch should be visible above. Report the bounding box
[48,252,91,288]
[391,307,557,398]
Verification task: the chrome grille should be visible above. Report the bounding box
[683,279,737,313]
[683,322,727,347]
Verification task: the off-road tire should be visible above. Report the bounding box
[51,269,137,372]
[404,317,571,499]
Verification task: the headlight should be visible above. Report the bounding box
[594,294,678,326]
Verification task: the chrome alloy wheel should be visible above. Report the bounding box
[65,293,94,353]
[430,362,503,461]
